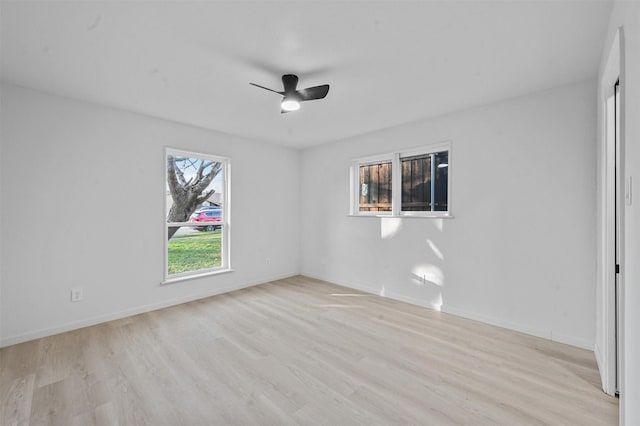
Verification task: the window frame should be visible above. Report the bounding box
[350,153,395,216]
[350,141,452,218]
[163,147,231,284]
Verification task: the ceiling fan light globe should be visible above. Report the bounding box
[281,99,300,111]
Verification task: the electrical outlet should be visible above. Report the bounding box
[70,287,83,302]
[265,258,271,265]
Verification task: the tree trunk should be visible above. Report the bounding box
[166,155,221,240]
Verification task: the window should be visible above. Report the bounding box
[401,150,449,212]
[164,148,230,282]
[351,143,450,217]
[359,160,392,212]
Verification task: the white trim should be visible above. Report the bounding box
[597,28,621,397]
[383,214,455,219]
[345,214,455,219]
[161,268,233,285]
[595,343,604,379]
[0,272,298,348]
[302,272,443,311]
[443,305,594,350]
[442,305,547,341]
[164,147,231,281]
[391,152,402,215]
[550,331,595,352]
[398,211,452,218]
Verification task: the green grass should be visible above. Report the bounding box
[168,230,222,274]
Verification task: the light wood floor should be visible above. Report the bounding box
[1,276,618,425]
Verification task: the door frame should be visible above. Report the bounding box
[597,28,623,397]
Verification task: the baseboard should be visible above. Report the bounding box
[442,305,594,350]
[440,304,550,340]
[302,272,375,295]
[594,343,605,389]
[302,272,442,311]
[0,272,297,348]
[302,272,594,351]
[7,271,594,351]
[550,331,594,351]
[594,341,617,396]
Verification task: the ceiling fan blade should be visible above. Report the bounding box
[297,84,330,101]
[282,74,299,94]
[249,82,283,95]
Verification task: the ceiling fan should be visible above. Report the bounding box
[250,74,330,113]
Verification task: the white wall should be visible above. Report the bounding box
[300,80,596,350]
[0,84,300,346]
[0,89,3,341]
[599,2,640,424]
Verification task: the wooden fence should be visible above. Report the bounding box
[359,161,392,211]
[401,154,432,211]
[359,151,448,212]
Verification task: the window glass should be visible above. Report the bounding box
[400,150,448,213]
[401,154,432,211]
[359,161,392,212]
[166,149,229,279]
[434,151,448,211]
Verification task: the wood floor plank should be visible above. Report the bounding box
[1,374,35,426]
[0,275,618,425]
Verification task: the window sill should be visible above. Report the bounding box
[348,214,454,219]
[161,268,234,286]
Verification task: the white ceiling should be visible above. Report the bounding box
[1,1,612,149]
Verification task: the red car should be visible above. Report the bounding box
[189,209,222,231]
